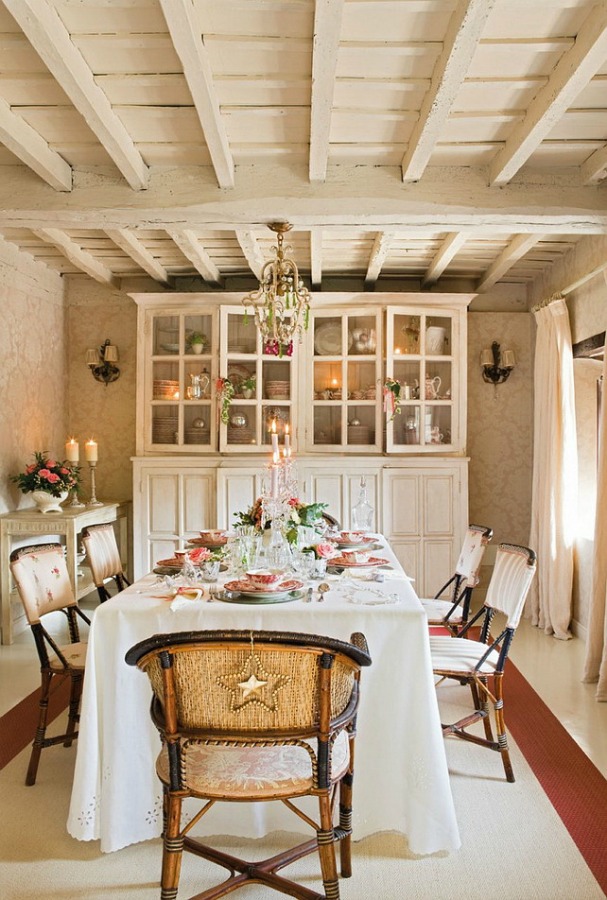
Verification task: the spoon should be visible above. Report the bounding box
[317,582,330,602]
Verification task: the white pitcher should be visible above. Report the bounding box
[425,376,441,399]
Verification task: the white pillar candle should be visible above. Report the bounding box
[284,423,290,453]
[65,438,79,462]
[270,419,279,455]
[270,465,279,499]
[85,439,98,462]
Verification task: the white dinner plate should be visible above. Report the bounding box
[314,322,353,356]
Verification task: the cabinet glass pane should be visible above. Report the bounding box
[184,406,211,445]
[227,313,257,354]
[313,316,343,356]
[152,406,178,444]
[347,361,377,399]
[348,316,377,355]
[425,361,451,400]
[346,406,376,446]
[226,361,256,398]
[226,405,256,446]
[152,362,180,400]
[313,361,342,399]
[261,406,290,446]
[314,407,341,445]
[184,314,212,355]
[423,316,451,356]
[263,360,290,401]
[393,314,421,356]
[424,406,451,445]
[153,316,180,355]
[184,362,211,400]
[391,359,421,399]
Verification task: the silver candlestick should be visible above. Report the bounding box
[87,462,103,507]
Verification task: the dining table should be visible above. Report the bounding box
[67,535,461,856]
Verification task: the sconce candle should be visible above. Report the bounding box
[85,439,98,462]
[65,438,79,462]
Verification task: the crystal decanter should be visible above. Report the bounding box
[351,476,374,531]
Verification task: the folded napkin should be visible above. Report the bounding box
[170,587,204,610]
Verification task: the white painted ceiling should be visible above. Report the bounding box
[0,0,606,297]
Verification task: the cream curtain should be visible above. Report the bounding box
[528,297,578,640]
[583,351,607,700]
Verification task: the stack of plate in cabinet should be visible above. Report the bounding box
[347,424,372,444]
[153,379,179,399]
[266,380,290,400]
[185,429,210,444]
[227,426,255,444]
[152,416,178,443]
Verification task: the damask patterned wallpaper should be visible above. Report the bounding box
[0,238,66,515]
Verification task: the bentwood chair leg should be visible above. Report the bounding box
[64,672,82,747]
[317,794,340,900]
[493,676,515,783]
[161,795,184,900]
[470,677,494,742]
[338,759,354,877]
[26,669,53,786]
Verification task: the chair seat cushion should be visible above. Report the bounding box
[421,598,463,624]
[49,641,87,671]
[430,635,499,675]
[156,729,350,799]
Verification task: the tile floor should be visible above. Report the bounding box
[2,597,607,780]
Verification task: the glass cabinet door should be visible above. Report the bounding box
[148,310,217,452]
[306,308,382,452]
[386,307,456,452]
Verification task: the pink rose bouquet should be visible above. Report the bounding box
[11,451,80,498]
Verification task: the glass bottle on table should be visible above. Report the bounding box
[351,476,374,532]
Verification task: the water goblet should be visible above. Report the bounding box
[202,560,220,582]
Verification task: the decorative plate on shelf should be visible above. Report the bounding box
[227,363,254,391]
[160,343,180,353]
[314,323,353,356]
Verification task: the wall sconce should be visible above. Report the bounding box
[480,341,515,385]
[86,339,120,385]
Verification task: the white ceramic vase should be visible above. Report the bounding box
[31,490,68,514]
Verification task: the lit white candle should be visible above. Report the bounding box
[85,439,98,462]
[284,423,290,453]
[270,465,279,499]
[270,419,279,455]
[65,438,79,463]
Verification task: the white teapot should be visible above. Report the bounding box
[425,376,441,399]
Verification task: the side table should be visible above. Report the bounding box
[0,502,129,645]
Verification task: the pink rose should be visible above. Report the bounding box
[46,459,57,468]
[60,467,70,474]
[25,464,36,474]
[315,542,336,559]
[38,468,51,478]
[188,547,211,563]
[288,497,299,508]
[45,472,60,483]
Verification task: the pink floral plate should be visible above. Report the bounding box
[223,578,304,599]
[329,556,389,568]
[187,537,228,548]
[331,535,377,549]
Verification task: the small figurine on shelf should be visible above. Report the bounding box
[351,476,374,532]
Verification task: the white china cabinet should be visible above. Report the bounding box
[130,292,472,596]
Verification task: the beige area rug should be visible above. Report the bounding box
[0,683,603,900]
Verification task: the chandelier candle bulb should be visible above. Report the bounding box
[65,438,79,462]
[270,420,279,455]
[85,439,98,462]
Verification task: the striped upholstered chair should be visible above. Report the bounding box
[126,629,371,900]
[9,543,90,785]
[81,522,129,602]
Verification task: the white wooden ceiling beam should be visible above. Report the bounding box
[3,0,148,191]
[489,4,607,186]
[32,227,118,286]
[158,0,234,189]
[235,228,265,281]
[581,143,607,185]
[309,0,345,182]
[401,0,496,183]
[104,229,170,284]
[0,96,72,191]
[422,232,468,286]
[310,228,323,287]
[476,234,542,292]
[365,231,395,285]
[166,228,224,286]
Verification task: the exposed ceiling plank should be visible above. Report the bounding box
[365,231,395,286]
[401,0,496,183]
[166,228,224,286]
[235,228,265,281]
[422,232,469,286]
[476,234,542,292]
[489,4,607,186]
[104,228,170,284]
[2,0,148,191]
[581,143,607,185]
[32,227,118,285]
[311,228,323,287]
[0,96,72,191]
[158,0,234,189]
[309,0,345,182]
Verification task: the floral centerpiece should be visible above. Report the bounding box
[11,451,80,498]
[233,497,328,545]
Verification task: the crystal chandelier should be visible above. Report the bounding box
[242,223,310,357]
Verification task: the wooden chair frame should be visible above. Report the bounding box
[431,543,536,782]
[81,523,130,602]
[126,629,372,900]
[10,543,90,785]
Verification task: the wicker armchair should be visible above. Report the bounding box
[431,543,536,782]
[9,543,90,785]
[126,629,372,900]
[421,524,493,634]
[81,522,130,602]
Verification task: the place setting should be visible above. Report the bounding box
[217,568,305,604]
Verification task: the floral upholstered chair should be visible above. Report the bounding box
[81,522,130,602]
[126,629,372,900]
[9,543,90,785]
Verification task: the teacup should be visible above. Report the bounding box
[246,568,284,588]
[342,550,370,564]
[174,550,187,561]
[340,531,365,544]
[199,530,227,544]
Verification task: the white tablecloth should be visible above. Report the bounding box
[67,540,460,855]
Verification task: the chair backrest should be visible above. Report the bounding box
[126,630,371,738]
[10,543,76,624]
[81,523,124,587]
[455,524,493,585]
[485,543,537,628]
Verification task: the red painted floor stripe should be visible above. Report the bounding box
[0,677,71,771]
